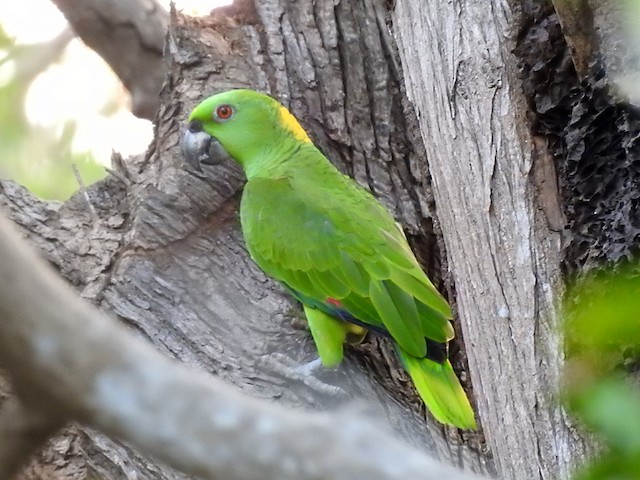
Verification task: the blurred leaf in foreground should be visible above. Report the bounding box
[565,265,640,480]
[0,25,106,200]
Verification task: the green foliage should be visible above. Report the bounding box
[566,270,640,354]
[0,25,106,200]
[565,266,640,479]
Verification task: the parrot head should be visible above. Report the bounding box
[182,89,311,175]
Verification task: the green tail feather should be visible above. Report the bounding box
[398,348,476,430]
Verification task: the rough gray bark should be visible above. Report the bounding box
[2,2,489,478]
[552,0,593,80]
[0,214,486,480]
[393,2,593,479]
[50,0,169,119]
[6,0,636,477]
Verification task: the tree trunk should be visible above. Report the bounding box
[9,0,637,477]
[393,2,595,478]
[2,2,489,478]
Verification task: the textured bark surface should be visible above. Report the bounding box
[6,0,636,477]
[2,1,491,478]
[517,0,640,271]
[0,212,486,480]
[393,1,595,479]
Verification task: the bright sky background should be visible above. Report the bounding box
[0,0,230,165]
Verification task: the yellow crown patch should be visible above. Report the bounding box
[278,106,311,143]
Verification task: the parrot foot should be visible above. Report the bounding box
[260,353,346,396]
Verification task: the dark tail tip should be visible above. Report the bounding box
[425,339,447,363]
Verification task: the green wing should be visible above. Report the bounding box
[240,174,453,358]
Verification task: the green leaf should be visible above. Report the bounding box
[570,378,640,455]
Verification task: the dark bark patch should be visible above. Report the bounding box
[516,1,640,272]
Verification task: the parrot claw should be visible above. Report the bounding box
[260,353,346,396]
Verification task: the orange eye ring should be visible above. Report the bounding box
[215,105,234,121]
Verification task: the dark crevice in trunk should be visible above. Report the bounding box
[515,0,640,273]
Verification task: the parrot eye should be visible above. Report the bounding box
[215,105,234,121]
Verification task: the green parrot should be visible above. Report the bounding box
[182,89,476,429]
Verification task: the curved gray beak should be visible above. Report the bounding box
[182,120,231,172]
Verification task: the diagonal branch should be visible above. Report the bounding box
[49,0,169,119]
[0,213,484,480]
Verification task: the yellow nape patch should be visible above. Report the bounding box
[278,106,311,143]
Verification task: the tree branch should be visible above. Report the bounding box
[551,0,594,80]
[49,0,168,119]
[0,213,484,480]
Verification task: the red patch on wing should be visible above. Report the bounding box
[326,297,342,307]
